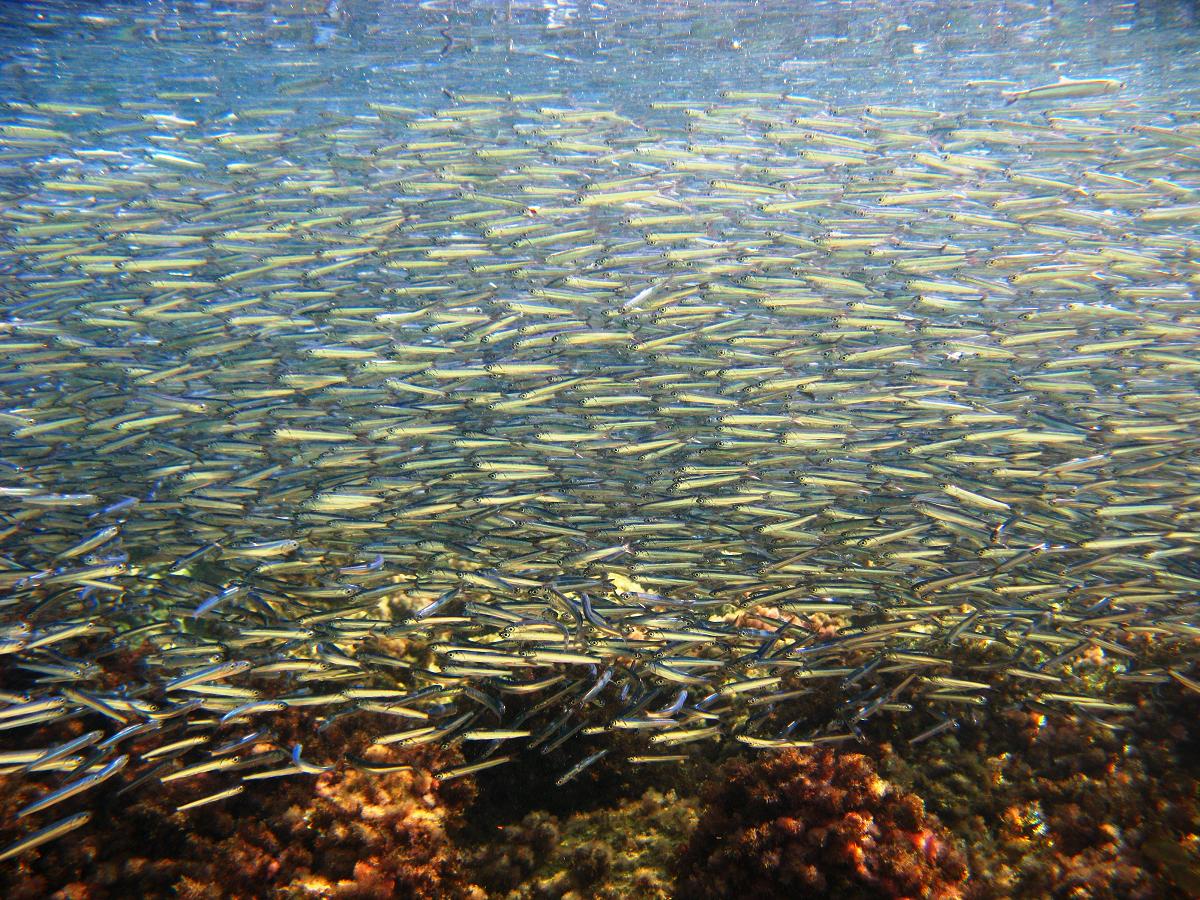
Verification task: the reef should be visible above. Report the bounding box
[4,642,1198,899]
[466,786,698,900]
[5,706,1200,900]
[673,747,969,900]
[878,699,1200,900]
[0,737,481,900]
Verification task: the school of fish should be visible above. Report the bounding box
[2,77,1200,862]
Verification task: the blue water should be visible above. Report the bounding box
[3,1,1198,119]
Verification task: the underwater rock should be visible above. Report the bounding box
[467,786,698,900]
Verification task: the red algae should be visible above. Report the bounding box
[674,747,969,900]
